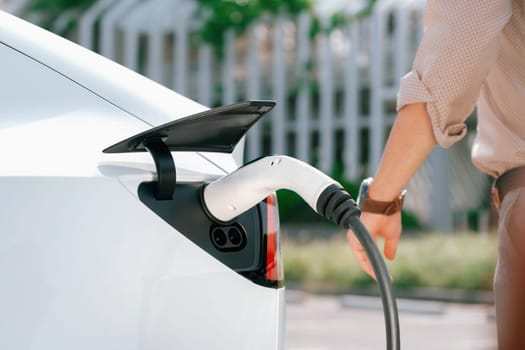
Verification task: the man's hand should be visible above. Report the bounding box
[346,211,402,279]
[345,103,434,280]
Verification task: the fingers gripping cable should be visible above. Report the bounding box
[203,155,400,350]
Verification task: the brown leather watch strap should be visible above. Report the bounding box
[360,196,404,215]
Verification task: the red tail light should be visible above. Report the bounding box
[239,193,283,288]
[265,194,283,285]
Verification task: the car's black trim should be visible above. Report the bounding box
[138,182,263,272]
[103,100,275,154]
[143,139,176,200]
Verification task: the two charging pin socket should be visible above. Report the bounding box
[210,223,247,252]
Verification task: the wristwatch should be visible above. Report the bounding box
[357,177,406,215]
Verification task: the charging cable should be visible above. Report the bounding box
[203,155,400,350]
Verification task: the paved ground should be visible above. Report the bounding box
[286,292,497,350]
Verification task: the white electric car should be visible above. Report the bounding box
[0,11,285,349]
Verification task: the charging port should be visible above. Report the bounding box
[210,224,247,252]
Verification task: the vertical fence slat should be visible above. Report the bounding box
[50,10,77,35]
[271,16,287,155]
[394,3,409,83]
[368,6,387,175]
[3,0,30,16]
[174,19,188,95]
[197,45,213,106]
[416,1,425,42]
[122,28,138,70]
[318,23,334,173]
[100,0,136,59]
[246,24,263,161]
[344,21,360,180]
[79,0,114,49]
[146,28,163,83]
[222,30,236,105]
[295,12,311,163]
[430,148,453,231]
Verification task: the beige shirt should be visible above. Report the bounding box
[397,0,525,177]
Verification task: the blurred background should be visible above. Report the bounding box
[2,0,498,348]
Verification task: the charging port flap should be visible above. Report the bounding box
[102,100,275,200]
[102,100,275,154]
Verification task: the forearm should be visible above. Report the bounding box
[396,1,511,148]
[368,103,436,201]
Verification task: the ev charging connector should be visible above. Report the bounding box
[203,155,344,222]
[203,155,400,350]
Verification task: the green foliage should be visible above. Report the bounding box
[311,0,377,36]
[195,0,379,55]
[29,0,93,13]
[195,0,313,56]
[283,232,497,291]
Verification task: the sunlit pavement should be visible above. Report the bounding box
[286,292,497,350]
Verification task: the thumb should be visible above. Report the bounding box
[383,236,399,260]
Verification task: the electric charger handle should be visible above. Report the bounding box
[202,155,400,350]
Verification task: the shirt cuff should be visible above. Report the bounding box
[396,70,434,111]
[396,70,467,148]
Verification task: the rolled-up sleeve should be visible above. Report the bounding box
[397,0,512,148]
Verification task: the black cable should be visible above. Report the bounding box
[317,184,400,350]
[347,215,400,350]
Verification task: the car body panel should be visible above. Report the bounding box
[0,10,285,350]
[0,176,283,350]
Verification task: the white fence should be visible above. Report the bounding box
[4,0,491,230]
[72,0,426,178]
